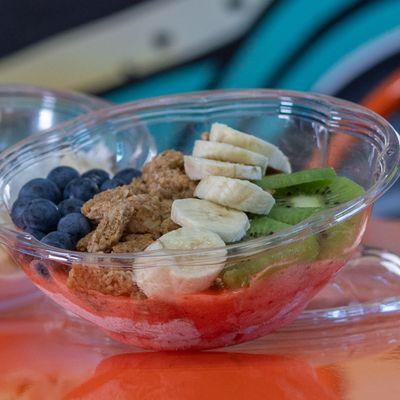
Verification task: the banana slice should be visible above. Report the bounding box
[171,198,249,243]
[194,176,275,215]
[192,140,268,173]
[133,227,226,300]
[184,156,262,180]
[210,123,291,173]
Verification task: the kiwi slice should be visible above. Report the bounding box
[268,206,320,225]
[223,217,319,289]
[274,176,365,260]
[318,212,366,260]
[273,176,365,260]
[275,177,365,209]
[255,167,336,190]
[245,216,291,240]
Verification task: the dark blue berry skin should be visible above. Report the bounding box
[19,178,61,203]
[64,178,99,201]
[81,169,109,186]
[47,166,79,191]
[100,178,124,191]
[58,198,84,216]
[11,197,34,228]
[22,198,61,232]
[30,260,50,280]
[41,231,75,250]
[114,168,141,185]
[57,213,91,240]
[25,227,46,240]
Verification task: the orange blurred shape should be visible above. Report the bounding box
[363,68,400,117]
[308,68,400,170]
[0,317,103,400]
[65,352,341,400]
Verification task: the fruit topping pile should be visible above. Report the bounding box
[9,123,366,299]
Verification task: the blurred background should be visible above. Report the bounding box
[0,0,399,217]
[0,4,400,397]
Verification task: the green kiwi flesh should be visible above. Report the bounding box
[274,177,365,210]
[318,213,366,260]
[223,217,319,289]
[275,176,365,260]
[274,177,365,259]
[316,179,366,260]
[268,206,320,225]
[255,167,336,190]
[267,177,364,227]
[245,216,291,240]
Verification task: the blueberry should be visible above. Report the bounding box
[25,227,46,240]
[19,178,61,203]
[100,178,124,191]
[57,213,91,240]
[64,178,99,201]
[114,168,141,185]
[22,198,60,232]
[11,197,34,228]
[81,169,109,186]
[58,198,84,216]
[48,166,80,191]
[41,231,75,250]
[30,260,50,280]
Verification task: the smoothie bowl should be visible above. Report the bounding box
[0,85,111,310]
[0,90,398,350]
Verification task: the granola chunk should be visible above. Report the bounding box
[82,185,134,220]
[129,177,148,194]
[142,150,196,199]
[145,168,196,199]
[112,233,154,253]
[82,180,149,221]
[126,195,171,236]
[142,150,184,176]
[81,151,192,220]
[87,202,135,252]
[160,217,180,235]
[77,231,95,252]
[67,264,136,296]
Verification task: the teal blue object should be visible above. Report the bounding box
[280,0,400,90]
[106,60,216,104]
[104,0,399,104]
[219,0,357,89]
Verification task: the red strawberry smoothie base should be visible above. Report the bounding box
[0,273,35,301]
[0,253,38,304]
[18,252,346,351]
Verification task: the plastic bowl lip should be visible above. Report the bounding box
[0,83,110,111]
[0,88,399,267]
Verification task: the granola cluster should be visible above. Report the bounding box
[67,264,138,297]
[78,150,194,254]
[67,150,195,296]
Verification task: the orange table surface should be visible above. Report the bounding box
[1,219,399,400]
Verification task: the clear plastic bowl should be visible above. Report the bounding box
[0,84,112,151]
[0,89,398,350]
[0,84,110,310]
